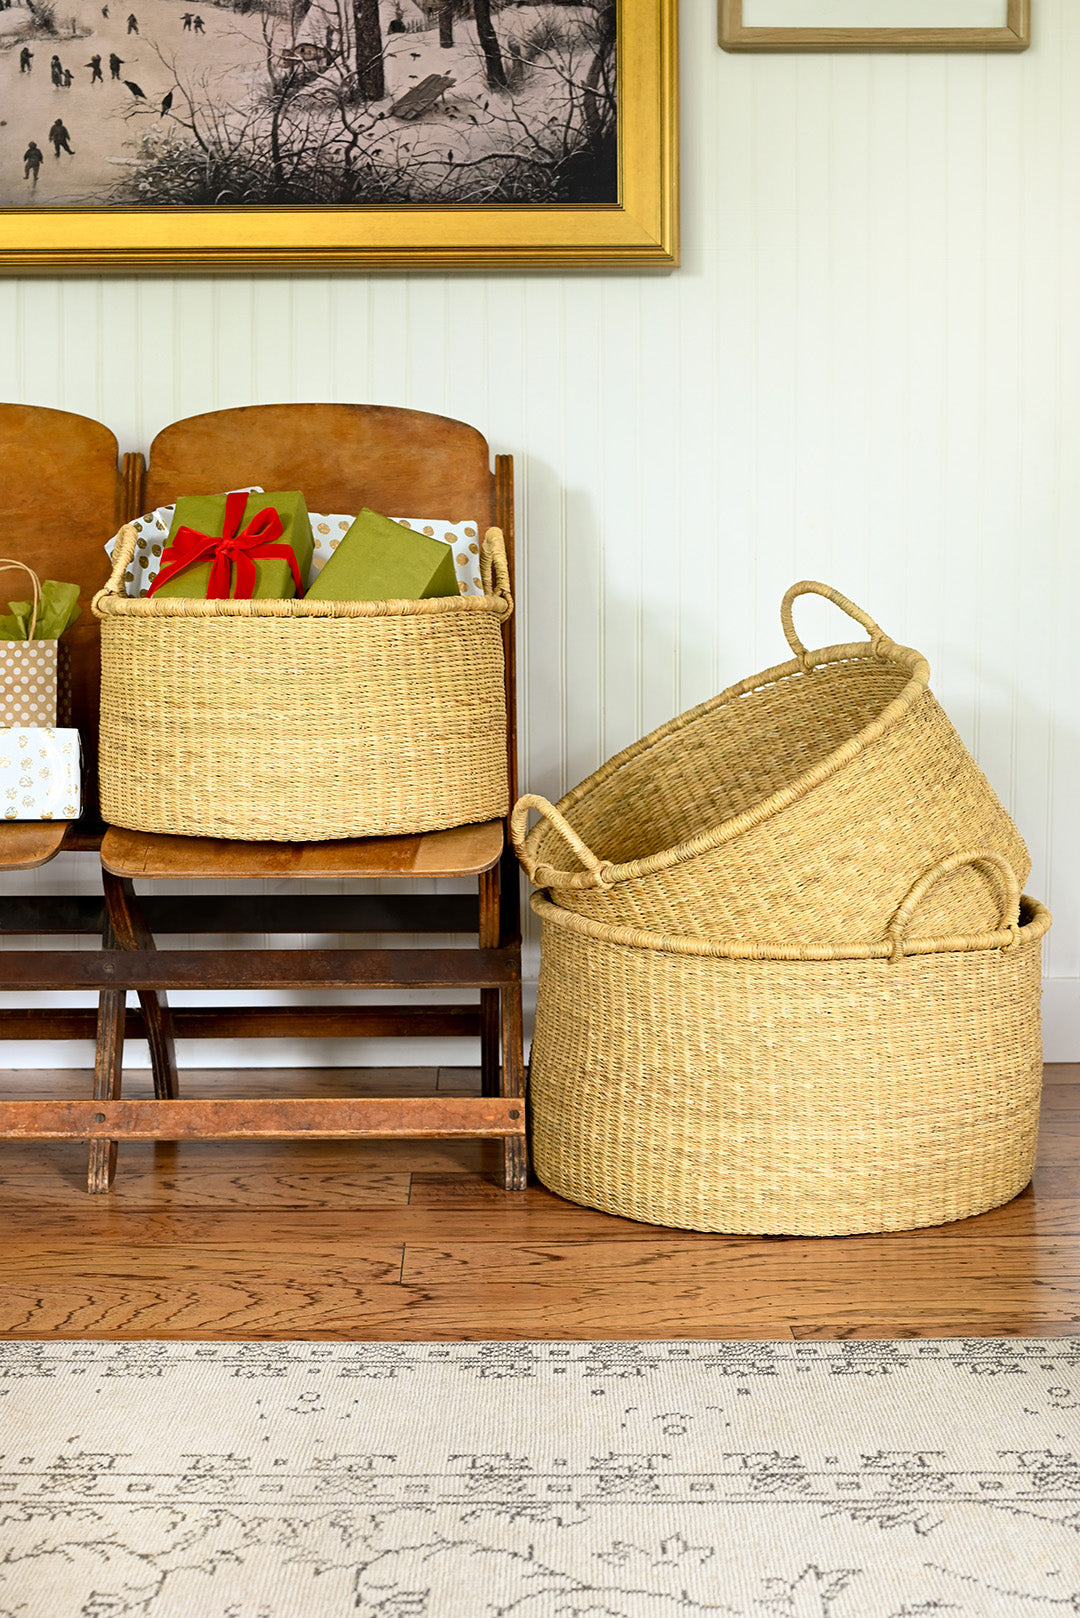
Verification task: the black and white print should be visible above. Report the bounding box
[0,0,616,206]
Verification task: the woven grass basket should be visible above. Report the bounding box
[513,581,1029,944]
[529,852,1050,1236]
[93,523,513,842]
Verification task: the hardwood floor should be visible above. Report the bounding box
[0,1064,1076,1341]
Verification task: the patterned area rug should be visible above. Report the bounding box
[1,1339,1079,1617]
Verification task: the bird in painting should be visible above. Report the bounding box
[123,79,145,98]
[160,89,173,115]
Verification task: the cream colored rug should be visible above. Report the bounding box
[1,1339,1079,1617]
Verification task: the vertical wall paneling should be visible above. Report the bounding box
[1,0,1076,1060]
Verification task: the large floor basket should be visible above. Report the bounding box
[529,852,1050,1236]
[94,524,513,842]
[513,582,1029,944]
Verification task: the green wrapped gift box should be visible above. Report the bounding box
[153,491,314,600]
[305,507,459,603]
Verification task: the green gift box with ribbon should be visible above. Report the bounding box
[151,491,314,601]
[304,507,459,603]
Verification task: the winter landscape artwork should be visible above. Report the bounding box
[0,0,679,270]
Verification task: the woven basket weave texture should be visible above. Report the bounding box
[513,583,1029,944]
[95,524,512,842]
[529,857,1049,1236]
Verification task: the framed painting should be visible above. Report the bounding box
[0,0,677,272]
[719,0,1029,51]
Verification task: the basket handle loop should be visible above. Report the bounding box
[0,560,41,641]
[510,794,612,889]
[92,525,139,618]
[886,849,1021,963]
[481,527,513,615]
[781,580,898,672]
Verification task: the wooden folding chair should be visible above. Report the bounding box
[0,405,185,1189]
[94,404,527,1191]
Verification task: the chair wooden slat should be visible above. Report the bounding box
[141,403,497,528]
[101,821,506,881]
[0,823,68,870]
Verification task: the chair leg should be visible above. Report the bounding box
[102,869,179,1100]
[88,916,124,1195]
[479,866,501,1099]
[480,862,527,1190]
[499,978,528,1191]
[479,989,500,1097]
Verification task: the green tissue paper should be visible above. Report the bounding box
[0,580,81,641]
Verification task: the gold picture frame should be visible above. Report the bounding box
[0,1,678,275]
[719,0,1029,52]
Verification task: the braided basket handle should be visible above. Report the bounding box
[510,794,612,889]
[0,560,42,641]
[480,527,513,615]
[886,849,1021,962]
[92,524,139,617]
[781,580,900,672]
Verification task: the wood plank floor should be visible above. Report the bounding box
[0,1063,1076,1342]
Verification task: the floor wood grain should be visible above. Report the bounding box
[0,1063,1075,1341]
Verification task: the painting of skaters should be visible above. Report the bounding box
[0,0,616,206]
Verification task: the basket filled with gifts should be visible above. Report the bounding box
[93,489,512,841]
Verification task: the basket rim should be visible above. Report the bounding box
[94,591,511,621]
[521,637,930,889]
[92,522,513,621]
[530,889,1051,963]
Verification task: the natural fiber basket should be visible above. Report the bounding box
[94,523,513,841]
[513,581,1029,944]
[529,851,1050,1236]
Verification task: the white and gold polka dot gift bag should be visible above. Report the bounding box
[0,561,73,728]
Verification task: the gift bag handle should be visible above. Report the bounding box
[0,560,42,641]
[886,849,1021,963]
[781,580,901,672]
[510,794,613,889]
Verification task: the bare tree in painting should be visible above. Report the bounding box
[109,2,617,207]
[473,0,506,88]
[582,0,614,148]
[439,1,453,48]
[353,0,383,98]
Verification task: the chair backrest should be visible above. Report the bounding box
[135,403,517,807]
[0,404,123,813]
[140,404,497,529]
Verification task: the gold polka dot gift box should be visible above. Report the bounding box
[0,728,81,822]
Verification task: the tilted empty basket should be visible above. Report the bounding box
[529,852,1050,1236]
[513,581,1029,944]
[94,523,513,842]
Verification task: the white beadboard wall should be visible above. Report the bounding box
[0,0,1077,1065]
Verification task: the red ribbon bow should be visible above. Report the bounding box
[147,491,302,601]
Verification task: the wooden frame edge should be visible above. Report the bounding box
[0,1,678,274]
[719,0,1030,52]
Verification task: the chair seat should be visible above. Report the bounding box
[0,822,70,871]
[100,821,506,881]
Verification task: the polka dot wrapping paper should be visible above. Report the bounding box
[0,641,72,727]
[0,728,81,821]
[107,505,485,599]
